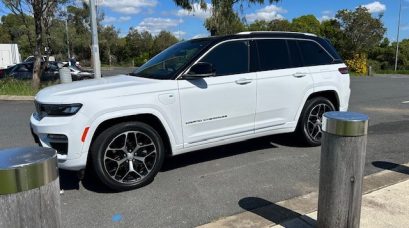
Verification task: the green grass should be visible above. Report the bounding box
[0,78,57,96]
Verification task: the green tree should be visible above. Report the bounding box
[291,15,321,35]
[335,6,386,59]
[2,0,69,88]
[152,31,179,56]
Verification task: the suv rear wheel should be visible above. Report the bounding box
[91,122,165,191]
[296,97,335,146]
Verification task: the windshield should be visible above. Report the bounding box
[130,39,212,80]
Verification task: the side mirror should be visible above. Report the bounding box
[183,62,215,79]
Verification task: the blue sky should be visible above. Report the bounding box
[97,0,409,41]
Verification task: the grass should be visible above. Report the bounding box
[0,78,57,96]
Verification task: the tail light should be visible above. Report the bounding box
[338,67,349,74]
[0,69,4,78]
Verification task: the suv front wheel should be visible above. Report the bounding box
[91,122,165,191]
[297,97,335,146]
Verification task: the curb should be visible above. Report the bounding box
[0,95,35,101]
[198,162,409,228]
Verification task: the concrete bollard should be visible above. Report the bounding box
[317,112,369,228]
[59,67,72,83]
[0,147,61,228]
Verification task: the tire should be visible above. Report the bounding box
[296,97,335,146]
[91,121,165,191]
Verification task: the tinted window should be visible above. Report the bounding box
[201,41,249,76]
[256,39,291,71]
[298,40,333,66]
[287,40,303,68]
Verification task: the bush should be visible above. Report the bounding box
[345,54,368,75]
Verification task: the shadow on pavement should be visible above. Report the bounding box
[59,168,116,193]
[162,133,306,171]
[59,133,306,193]
[238,197,316,227]
[372,161,409,175]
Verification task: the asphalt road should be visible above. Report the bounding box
[0,75,408,228]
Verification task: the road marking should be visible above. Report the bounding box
[402,101,409,104]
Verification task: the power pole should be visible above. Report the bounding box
[394,0,402,72]
[65,19,70,60]
[89,0,101,78]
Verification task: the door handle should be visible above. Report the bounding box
[293,72,307,78]
[235,78,252,85]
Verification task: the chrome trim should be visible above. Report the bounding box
[0,147,58,195]
[322,112,369,137]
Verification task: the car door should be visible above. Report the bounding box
[254,39,314,132]
[178,40,257,146]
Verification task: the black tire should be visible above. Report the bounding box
[91,122,165,191]
[296,97,335,146]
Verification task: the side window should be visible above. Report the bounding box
[256,39,291,71]
[200,40,249,76]
[298,40,334,66]
[287,40,303,68]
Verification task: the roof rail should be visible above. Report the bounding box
[236,31,317,37]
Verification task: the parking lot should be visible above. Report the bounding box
[0,75,408,227]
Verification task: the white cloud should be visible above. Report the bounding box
[102,16,117,23]
[100,0,157,14]
[173,30,187,39]
[320,10,334,22]
[176,3,212,19]
[361,1,386,13]
[245,5,287,23]
[102,15,131,24]
[136,17,183,35]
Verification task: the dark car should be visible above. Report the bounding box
[2,62,60,81]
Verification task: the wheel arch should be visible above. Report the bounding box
[83,111,176,165]
[294,89,340,126]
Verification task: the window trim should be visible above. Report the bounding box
[176,37,336,79]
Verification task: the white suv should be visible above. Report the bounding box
[31,32,350,190]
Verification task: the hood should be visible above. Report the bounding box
[35,75,165,104]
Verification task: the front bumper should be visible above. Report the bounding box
[30,113,89,171]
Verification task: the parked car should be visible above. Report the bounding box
[31,31,350,191]
[69,65,94,80]
[3,61,60,81]
[24,55,55,62]
[0,65,16,79]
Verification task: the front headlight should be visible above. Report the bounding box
[35,102,82,117]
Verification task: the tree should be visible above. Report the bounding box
[173,0,278,35]
[291,15,321,35]
[152,31,179,56]
[335,6,386,59]
[2,0,68,89]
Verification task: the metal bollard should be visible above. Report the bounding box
[0,147,61,228]
[59,67,72,83]
[317,112,369,228]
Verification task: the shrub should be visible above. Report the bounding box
[345,54,368,75]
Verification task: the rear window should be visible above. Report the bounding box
[256,39,291,71]
[298,40,334,66]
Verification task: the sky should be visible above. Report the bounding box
[0,0,408,41]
